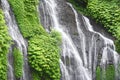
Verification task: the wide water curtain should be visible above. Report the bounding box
[40,0,120,80]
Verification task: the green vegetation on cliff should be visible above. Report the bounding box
[0,9,11,80]
[96,65,115,80]
[8,0,40,38]
[13,47,23,78]
[28,30,61,80]
[87,0,120,39]
[8,0,61,80]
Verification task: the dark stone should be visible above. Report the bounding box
[89,17,115,41]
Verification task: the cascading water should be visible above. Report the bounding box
[40,0,91,80]
[83,16,120,80]
[1,0,32,80]
[40,0,120,80]
[0,0,119,79]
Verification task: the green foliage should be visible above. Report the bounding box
[115,40,120,53]
[96,66,101,80]
[87,0,120,38]
[31,70,40,80]
[106,65,115,80]
[8,0,41,38]
[28,30,61,80]
[69,0,88,7]
[13,47,23,78]
[50,29,62,45]
[96,65,115,80]
[0,9,11,80]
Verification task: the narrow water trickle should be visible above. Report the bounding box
[1,0,32,80]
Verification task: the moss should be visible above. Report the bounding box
[96,66,101,80]
[0,9,11,80]
[13,47,23,78]
[8,0,40,38]
[115,40,120,53]
[96,65,115,80]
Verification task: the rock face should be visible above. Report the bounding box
[39,0,114,45]
[39,0,119,80]
[0,0,1,5]
[89,18,115,41]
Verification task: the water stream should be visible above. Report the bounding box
[1,0,32,80]
[40,0,120,80]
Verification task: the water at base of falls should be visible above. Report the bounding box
[1,0,32,80]
[40,0,120,80]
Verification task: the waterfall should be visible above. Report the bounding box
[40,0,91,80]
[40,0,120,80]
[0,0,119,79]
[1,0,32,80]
[83,16,120,80]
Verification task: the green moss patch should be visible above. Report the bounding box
[8,0,40,38]
[0,9,11,80]
[13,47,23,78]
[96,65,115,80]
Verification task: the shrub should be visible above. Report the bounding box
[28,30,61,80]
